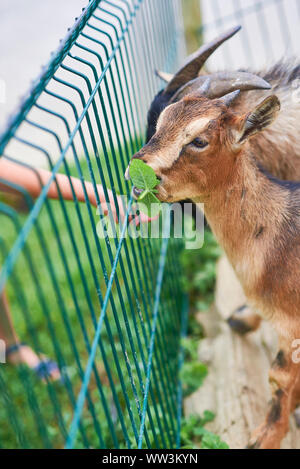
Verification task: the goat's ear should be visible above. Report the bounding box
[238,95,280,143]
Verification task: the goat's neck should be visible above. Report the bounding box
[195,152,290,287]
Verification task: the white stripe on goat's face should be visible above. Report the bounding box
[150,103,215,172]
[130,96,235,202]
[147,111,212,171]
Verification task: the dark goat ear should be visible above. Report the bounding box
[238,95,281,143]
[164,25,241,94]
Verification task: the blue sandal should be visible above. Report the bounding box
[6,342,62,382]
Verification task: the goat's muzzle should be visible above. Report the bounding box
[124,156,145,200]
[125,163,143,198]
[125,151,145,181]
[133,187,144,198]
[125,154,162,200]
[125,148,149,180]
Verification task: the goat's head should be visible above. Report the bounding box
[127,87,280,203]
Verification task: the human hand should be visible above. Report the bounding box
[92,186,155,225]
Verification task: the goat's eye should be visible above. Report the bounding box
[191,137,208,149]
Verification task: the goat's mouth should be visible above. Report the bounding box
[125,163,163,200]
[132,177,161,199]
[133,186,144,198]
[129,171,162,200]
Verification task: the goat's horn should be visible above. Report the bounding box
[219,90,241,106]
[155,69,174,83]
[208,72,271,97]
[171,71,271,102]
[163,25,242,94]
[198,77,211,95]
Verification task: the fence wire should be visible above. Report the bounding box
[0,0,187,449]
[199,0,299,70]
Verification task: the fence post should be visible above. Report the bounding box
[181,0,202,54]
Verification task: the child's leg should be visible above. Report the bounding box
[0,291,60,380]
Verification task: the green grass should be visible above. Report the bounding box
[179,227,228,449]
[181,229,222,312]
[181,413,229,449]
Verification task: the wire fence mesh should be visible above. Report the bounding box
[0,0,188,449]
[2,0,295,451]
[199,0,299,70]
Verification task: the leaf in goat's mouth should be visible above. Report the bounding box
[129,159,161,215]
[129,159,160,190]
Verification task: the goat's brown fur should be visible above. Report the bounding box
[149,59,300,337]
[233,60,300,179]
[226,62,300,337]
[129,93,300,448]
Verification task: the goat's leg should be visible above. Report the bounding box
[248,328,300,449]
[228,304,262,335]
[218,255,262,335]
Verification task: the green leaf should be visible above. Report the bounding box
[180,362,208,397]
[129,159,160,191]
[138,189,150,200]
[202,410,216,425]
[128,160,162,216]
[180,412,227,450]
[200,430,229,449]
[137,192,161,217]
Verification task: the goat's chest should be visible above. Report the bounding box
[236,243,300,320]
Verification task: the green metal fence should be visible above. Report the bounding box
[0,0,188,449]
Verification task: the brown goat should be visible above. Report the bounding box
[127,90,300,449]
[148,27,300,337]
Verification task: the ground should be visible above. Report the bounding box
[184,255,300,449]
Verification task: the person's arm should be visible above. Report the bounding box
[0,158,98,204]
[0,158,147,222]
